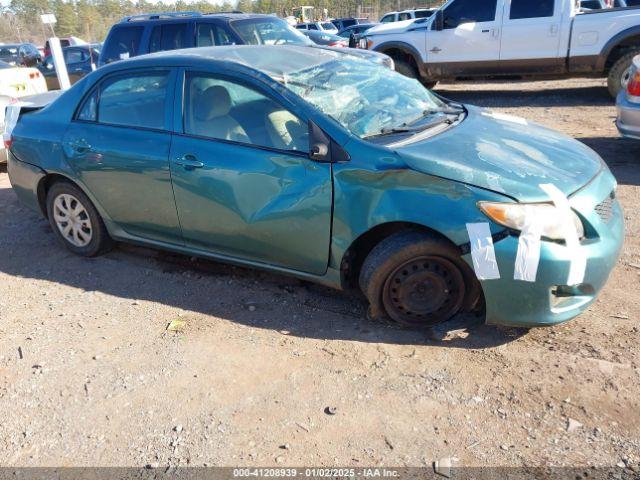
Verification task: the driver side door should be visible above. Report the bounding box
[426,0,504,77]
[169,70,333,275]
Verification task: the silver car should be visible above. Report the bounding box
[616,55,640,140]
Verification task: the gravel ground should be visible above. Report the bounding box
[0,77,639,470]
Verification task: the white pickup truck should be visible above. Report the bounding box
[359,0,640,96]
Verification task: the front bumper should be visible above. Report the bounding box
[616,93,640,140]
[464,169,624,327]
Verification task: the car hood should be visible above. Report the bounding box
[366,19,419,35]
[394,106,603,202]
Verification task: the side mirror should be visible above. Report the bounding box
[434,10,444,31]
[308,121,331,162]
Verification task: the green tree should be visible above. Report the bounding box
[54,0,77,36]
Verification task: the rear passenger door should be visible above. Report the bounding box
[168,70,333,275]
[195,22,237,46]
[62,69,182,244]
[499,0,564,73]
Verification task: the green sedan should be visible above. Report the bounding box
[6,45,624,327]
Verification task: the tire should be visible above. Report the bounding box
[420,79,438,90]
[607,50,639,98]
[46,180,112,257]
[394,58,419,80]
[359,230,480,328]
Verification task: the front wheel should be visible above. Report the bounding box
[46,181,112,257]
[359,231,480,327]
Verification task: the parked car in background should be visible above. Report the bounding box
[330,17,368,31]
[6,45,623,328]
[301,30,348,47]
[614,0,640,6]
[38,44,101,90]
[295,21,338,33]
[579,0,609,10]
[0,43,42,67]
[360,0,640,96]
[379,8,436,23]
[98,11,393,69]
[43,36,87,57]
[0,60,48,163]
[616,54,640,139]
[337,23,378,38]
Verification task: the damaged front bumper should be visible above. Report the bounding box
[464,169,624,327]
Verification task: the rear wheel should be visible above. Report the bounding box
[359,231,479,327]
[607,50,639,98]
[46,181,112,257]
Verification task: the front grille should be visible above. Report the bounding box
[595,191,615,223]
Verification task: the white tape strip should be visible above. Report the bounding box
[2,104,21,144]
[514,206,543,282]
[539,183,586,285]
[466,222,500,280]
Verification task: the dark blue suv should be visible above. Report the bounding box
[98,12,313,66]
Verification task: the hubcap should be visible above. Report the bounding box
[53,193,92,247]
[382,256,465,326]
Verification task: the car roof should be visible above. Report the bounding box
[118,11,274,23]
[108,45,346,78]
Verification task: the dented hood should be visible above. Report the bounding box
[394,106,603,202]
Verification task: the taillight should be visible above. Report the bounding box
[627,70,640,99]
[29,72,40,79]
[3,135,12,149]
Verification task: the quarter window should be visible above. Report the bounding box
[184,74,308,152]
[101,26,143,63]
[77,89,98,122]
[443,0,498,28]
[510,0,555,19]
[97,73,168,129]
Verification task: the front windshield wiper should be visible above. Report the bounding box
[365,115,454,139]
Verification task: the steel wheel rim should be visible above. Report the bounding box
[53,193,92,247]
[382,256,465,326]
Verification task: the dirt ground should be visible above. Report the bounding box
[0,77,639,470]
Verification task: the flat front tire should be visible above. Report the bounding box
[46,181,112,257]
[359,231,480,327]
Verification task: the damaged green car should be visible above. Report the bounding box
[7,45,624,327]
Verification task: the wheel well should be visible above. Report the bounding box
[37,173,76,218]
[379,47,419,72]
[340,222,458,289]
[605,36,640,72]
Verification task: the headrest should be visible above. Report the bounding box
[194,85,232,121]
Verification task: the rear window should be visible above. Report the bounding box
[414,10,434,18]
[341,19,357,28]
[321,22,335,29]
[149,23,189,53]
[102,26,143,63]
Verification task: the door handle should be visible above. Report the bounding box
[550,24,559,35]
[430,46,442,53]
[175,154,204,170]
[491,28,500,38]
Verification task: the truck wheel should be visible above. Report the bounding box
[420,79,438,90]
[46,180,113,257]
[394,58,419,80]
[607,50,639,98]
[359,231,479,327]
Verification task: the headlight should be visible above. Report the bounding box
[478,202,584,240]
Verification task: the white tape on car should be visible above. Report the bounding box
[466,222,501,280]
[539,183,586,285]
[514,206,544,282]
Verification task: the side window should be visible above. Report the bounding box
[98,73,168,129]
[196,23,234,46]
[443,0,498,28]
[380,15,395,23]
[65,49,88,64]
[149,23,189,53]
[510,0,554,19]
[308,24,318,30]
[398,12,411,20]
[184,74,309,152]
[102,26,143,63]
